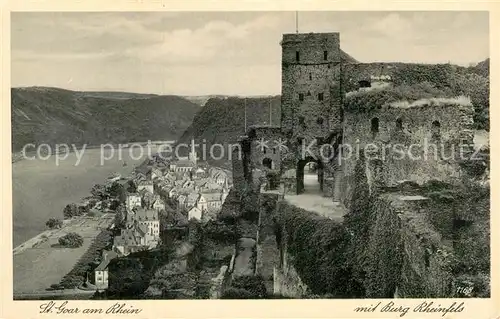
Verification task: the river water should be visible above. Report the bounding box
[12,147,155,246]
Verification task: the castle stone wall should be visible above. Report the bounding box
[338,100,475,204]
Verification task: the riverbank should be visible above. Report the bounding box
[12,141,161,164]
[13,213,114,294]
[12,147,154,246]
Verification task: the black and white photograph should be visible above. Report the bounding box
[9,10,491,307]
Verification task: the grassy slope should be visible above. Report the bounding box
[11,87,201,151]
[176,96,281,165]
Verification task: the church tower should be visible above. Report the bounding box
[188,139,198,166]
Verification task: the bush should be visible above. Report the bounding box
[45,218,62,229]
[275,202,357,297]
[221,287,255,299]
[230,275,267,298]
[60,275,84,289]
[58,232,84,248]
[63,203,82,219]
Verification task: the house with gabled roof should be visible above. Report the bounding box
[93,249,118,291]
[188,206,202,221]
[177,194,187,210]
[152,195,165,212]
[137,180,154,194]
[151,167,163,180]
[201,192,223,210]
[126,193,142,210]
[186,193,200,209]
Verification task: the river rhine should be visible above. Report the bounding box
[12,146,156,246]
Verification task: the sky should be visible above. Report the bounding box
[11,11,489,96]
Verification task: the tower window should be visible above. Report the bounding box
[318,92,324,101]
[359,80,371,88]
[296,51,300,62]
[371,117,379,136]
[299,116,306,128]
[309,73,312,80]
[396,118,403,131]
[324,51,328,60]
[432,120,441,140]
[299,93,304,101]
[273,148,276,154]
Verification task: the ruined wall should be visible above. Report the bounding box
[273,262,309,298]
[231,144,246,195]
[281,33,343,145]
[248,126,284,172]
[338,97,475,205]
[343,62,457,93]
[255,192,281,293]
[369,193,453,298]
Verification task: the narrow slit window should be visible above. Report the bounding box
[371,117,379,135]
[299,93,304,101]
[295,51,300,62]
[396,118,403,131]
[318,92,324,101]
[323,51,328,61]
[299,116,306,128]
[432,120,441,140]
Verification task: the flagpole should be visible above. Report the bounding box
[269,97,272,126]
[296,11,298,33]
[244,98,247,133]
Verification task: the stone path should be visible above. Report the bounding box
[232,237,256,277]
[284,174,346,222]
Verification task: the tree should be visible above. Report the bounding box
[58,232,84,248]
[109,182,127,203]
[63,203,79,219]
[126,180,137,193]
[90,184,108,200]
[221,275,268,299]
[46,218,63,229]
[114,204,127,229]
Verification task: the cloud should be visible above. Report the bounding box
[11,12,489,95]
[120,13,282,65]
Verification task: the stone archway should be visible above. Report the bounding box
[296,156,324,195]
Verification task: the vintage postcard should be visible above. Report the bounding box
[1,1,498,318]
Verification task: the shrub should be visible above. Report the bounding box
[46,218,63,229]
[230,275,267,298]
[63,203,81,219]
[60,275,84,289]
[275,202,357,297]
[221,287,255,299]
[58,232,84,248]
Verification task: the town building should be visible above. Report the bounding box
[152,195,165,211]
[93,250,118,291]
[188,206,202,221]
[125,193,141,210]
[132,208,160,238]
[137,180,154,194]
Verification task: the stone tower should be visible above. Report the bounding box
[280,32,344,195]
[280,32,343,146]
